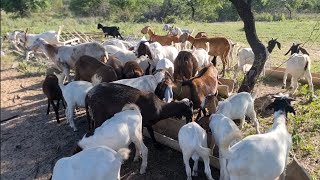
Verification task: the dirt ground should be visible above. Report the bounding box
[0,65,298,180]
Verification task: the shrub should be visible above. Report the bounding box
[255,12,273,22]
[164,15,179,24]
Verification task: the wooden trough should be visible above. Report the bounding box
[265,67,320,86]
[143,118,311,180]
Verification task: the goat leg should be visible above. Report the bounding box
[50,100,60,123]
[46,99,51,115]
[146,125,161,148]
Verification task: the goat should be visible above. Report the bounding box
[174,50,199,80]
[97,23,123,40]
[216,92,260,134]
[76,103,148,174]
[209,113,242,180]
[74,55,118,83]
[196,93,219,130]
[178,122,214,180]
[169,26,194,36]
[110,48,137,64]
[123,61,144,79]
[189,43,210,71]
[284,43,309,56]
[234,38,281,78]
[179,33,231,77]
[141,26,179,46]
[4,30,24,50]
[282,54,314,97]
[102,38,132,50]
[52,146,130,180]
[106,56,124,79]
[42,74,65,123]
[56,73,93,131]
[219,94,295,180]
[29,38,107,82]
[85,83,193,146]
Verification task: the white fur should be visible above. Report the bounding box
[104,44,123,55]
[56,73,93,131]
[178,122,214,180]
[283,53,314,96]
[78,104,148,174]
[216,92,260,134]
[102,39,127,50]
[52,146,130,180]
[219,110,292,180]
[209,114,241,180]
[29,38,107,82]
[156,58,174,75]
[110,48,137,64]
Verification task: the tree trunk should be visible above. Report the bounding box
[285,4,292,19]
[191,6,195,20]
[229,0,268,93]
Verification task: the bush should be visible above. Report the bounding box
[273,13,286,21]
[164,15,179,24]
[255,13,273,22]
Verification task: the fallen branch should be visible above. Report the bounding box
[1,114,19,123]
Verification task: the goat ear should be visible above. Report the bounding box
[189,100,193,108]
[276,42,281,50]
[284,48,291,55]
[274,38,278,41]
[299,47,310,56]
[286,106,296,115]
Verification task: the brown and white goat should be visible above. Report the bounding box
[195,32,208,38]
[141,26,179,46]
[173,51,199,80]
[179,33,231,77]
[74,55,118,84]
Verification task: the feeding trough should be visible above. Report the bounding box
[143,117,312,180]
[266,67,320,86]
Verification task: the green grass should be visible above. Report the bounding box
[1,11,320,179]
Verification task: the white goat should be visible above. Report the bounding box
[110,48,137,64]
[178,122,214,180]
[52,146,130,180]
[283,53,314,97]
[56,73,93,131]
[190,43,210,70]
[29,38,107,82]
[102,38,127,50]
[77,103,148,174]
[156,58,174,76]
[219,95,294,180]
[104,44,123,55]
[216,92,260,134]
[234,38,281,78]
[209,113,242,180]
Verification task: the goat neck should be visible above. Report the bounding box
[272,110,288,128]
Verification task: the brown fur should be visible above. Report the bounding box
[179,33,231,77]
[173,51,198,80]
[106,56,124,79]
[123,61,144,79]
[141,26,179,46]
[197,93,219,130]
[74,55,118,82]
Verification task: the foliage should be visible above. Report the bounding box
[1,0,50,17]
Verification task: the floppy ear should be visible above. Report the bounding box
[286,106,296,115]
[284,48,291,55]
[276,42,281,50]
[299,47,309,56]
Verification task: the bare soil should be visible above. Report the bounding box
[1,68,221,180]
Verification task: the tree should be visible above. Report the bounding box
[1,0,50,17]
[229,0,268,92]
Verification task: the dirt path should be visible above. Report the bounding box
[1,68,221,180]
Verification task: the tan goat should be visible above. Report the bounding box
[179,33,231,77]
[141,26,179,46]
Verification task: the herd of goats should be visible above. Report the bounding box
[3,23,316,180]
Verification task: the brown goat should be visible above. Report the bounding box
[106,56,124,79]
[195,32,208,38]
[173,51,198,81]
[74,55,118,83]
[42,74,66,123]
[123,61,144,79]
[141,26,179,46]
[197,93,219,131]
[179,33,231,77]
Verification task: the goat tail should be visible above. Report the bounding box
[219,130,241,159]
[115,148,131,162]
[55,73,65,90]
[122,103,141,113]
[304,59,309,71]
[250,91,257,100]
[91,74,102,86]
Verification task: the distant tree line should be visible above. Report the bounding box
[1,0,319,21]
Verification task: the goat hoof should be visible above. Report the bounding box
[139,168,146,174]
[192,171,198,176]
